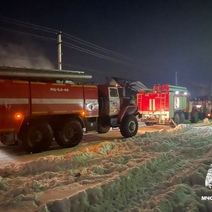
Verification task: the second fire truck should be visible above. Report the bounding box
[137,84,199,126]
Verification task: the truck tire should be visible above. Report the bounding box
[191,111,199,123]
[120,115,138,138]
[55,120,83,148]
[180,113,185,124]
[174,113,180,125]
[98,116,110,133]
[19,121,53,153]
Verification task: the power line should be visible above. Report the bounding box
[1,17,143,69]
[63,41,141,68]
[1,17,59,34]
[62,32,142,64]
[0,26,56,42]
[2,17,137,63]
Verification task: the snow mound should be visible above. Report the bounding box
[203,118,211,124]
[172,124,192,131]
[1,125,212,211]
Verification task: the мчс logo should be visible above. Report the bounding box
[205,164,212,188]
[201,165,212,201]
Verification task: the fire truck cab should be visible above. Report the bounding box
[0,66,139,153]
[97,85,138,136]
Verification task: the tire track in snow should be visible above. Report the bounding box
[0,125,212,211]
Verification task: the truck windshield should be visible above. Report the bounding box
[109,88,119,97]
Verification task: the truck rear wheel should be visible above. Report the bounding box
[98,116,110,133]
[180,113,185,124]
[55,120,83,148]
[19,121,53,153]
[120,115,138,138]
[191,111,199,123]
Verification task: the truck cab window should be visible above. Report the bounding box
[109,88,118,97]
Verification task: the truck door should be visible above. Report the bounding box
[108,87,120,116]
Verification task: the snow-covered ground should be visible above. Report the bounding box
[1,123,212,211]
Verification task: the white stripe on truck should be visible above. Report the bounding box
[0,98,29,104]
[0,98,98,105]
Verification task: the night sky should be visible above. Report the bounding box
[1,0,212,97]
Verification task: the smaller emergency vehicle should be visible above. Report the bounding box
[137,84,199,125]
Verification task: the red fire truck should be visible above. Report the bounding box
[192,98,212,119]
[0,66,139,152]
[137,84,199,125]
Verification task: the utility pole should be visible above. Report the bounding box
[57,32,62,70]
[175,72,178,86]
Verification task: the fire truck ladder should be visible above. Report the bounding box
[159,93,166,124]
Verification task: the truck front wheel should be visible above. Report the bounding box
[19,121,53,153]
[120,115,138,138]
[55,120,83,148]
